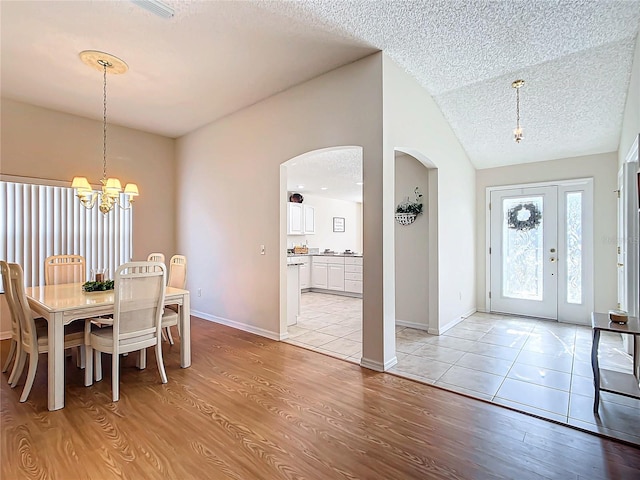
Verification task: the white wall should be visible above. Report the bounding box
[176,54,383,343]
[619,33,640,166]
[476,152,618,314]
[287,194,362,253]
[382,56,477,338]
[395,153,429,328]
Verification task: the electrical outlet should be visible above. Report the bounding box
[260,244,265,255]
[197,288,202,297]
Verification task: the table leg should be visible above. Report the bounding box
[48,312,65,411]
[591,328,601,413]
[633,334,639,380]
[180,293,191,368]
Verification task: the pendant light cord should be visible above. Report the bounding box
[515,86,520,130]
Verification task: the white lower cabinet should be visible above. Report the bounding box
[311,262,328,289]
[310,255,361,295]
[328,264,345,291]
[344,257,363,294]
[299,257,311,288]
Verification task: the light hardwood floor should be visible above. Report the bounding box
[2,318,640,479]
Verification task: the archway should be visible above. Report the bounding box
[278,146,364,355]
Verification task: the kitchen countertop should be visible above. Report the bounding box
[287,253,363,257]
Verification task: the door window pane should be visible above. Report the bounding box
[566,192,582,304]
[502,196,544,300]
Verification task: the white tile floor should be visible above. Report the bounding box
[285,292,640,445]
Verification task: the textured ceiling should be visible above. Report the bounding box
[1,0,639,176]
[286,147,363,203]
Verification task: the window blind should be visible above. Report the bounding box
[0,180,133,287]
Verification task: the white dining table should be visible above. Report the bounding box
[26,282,191,411]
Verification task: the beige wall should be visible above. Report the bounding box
[0,99,176,337]
[176,55,384,348]
[395,153,429,327]
[476,152,618,314]
[619,33,640,166]
[0,99,177,261]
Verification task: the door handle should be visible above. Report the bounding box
[618,263,624,267]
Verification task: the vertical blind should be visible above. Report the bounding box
[1,180,133,287]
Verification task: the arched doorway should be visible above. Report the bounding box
[279,146,364,362]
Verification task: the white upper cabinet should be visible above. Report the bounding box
[303,205,315,234]
[287,202,315,235]
[287,202,304,235]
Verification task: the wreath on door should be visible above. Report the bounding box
[507,203,542,231]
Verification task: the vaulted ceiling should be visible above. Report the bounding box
[2,0,639,175]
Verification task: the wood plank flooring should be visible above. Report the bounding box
[2,317,639,479]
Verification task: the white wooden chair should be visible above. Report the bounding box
[44,254,87,367]
[44,254,86,285]
[147,252,165,264]
[84,262,168,402]
[161,255,187,345]
[4,262,85,402]
[0,260,29,386]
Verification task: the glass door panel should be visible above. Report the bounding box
[502,196,544,301]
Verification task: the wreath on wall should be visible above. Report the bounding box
[507,203,542,231]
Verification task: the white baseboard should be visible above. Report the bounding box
[429,308,477,335]
[395,319,429,331]
[0,330,11,341]
[360,355,398,372]
[191,310,286,341]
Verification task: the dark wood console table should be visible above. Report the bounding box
[590,312,640,413]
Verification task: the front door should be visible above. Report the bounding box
[489,181,593,323]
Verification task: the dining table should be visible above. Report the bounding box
[26,282,191,411]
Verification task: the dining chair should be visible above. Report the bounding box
[5,262,85,402]
[147,252,165,264]
[161,255,187,345]
[44,254,86,285]
[44,254,87,368]
[1,261,29,386]
[84,261,168,402]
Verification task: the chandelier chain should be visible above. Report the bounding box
[102,62,108,182]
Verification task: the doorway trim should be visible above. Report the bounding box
[485,177,594,322]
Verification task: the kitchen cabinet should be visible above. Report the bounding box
[344,257,363,294]
[311,262,328,289]
[287,202,304,235]
[299,257,311,289]
[328,264,345,291]
[303,205,315,234]
[287,202,315,235]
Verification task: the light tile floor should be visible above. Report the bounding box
[285,292,640,445]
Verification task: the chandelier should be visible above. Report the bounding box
[512,79,525,143]
[72,51,138,214]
